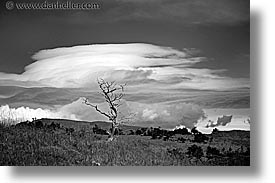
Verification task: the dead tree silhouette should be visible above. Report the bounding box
[83,78,127,141]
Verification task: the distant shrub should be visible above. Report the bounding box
[144,127,153,136]
[140,128,147,135]
[224,146,250,158]
[206,146,221,158]
[47,122,61,130]
[186,145,204,159]
[16,120,63,131]
[92,124,99,133]
[16,120,44,129]
[191,127,200,135]
[176,137,186,143]
[92,124,108,135]
[128,130,135,135]
[193,133,208,143]
[163,136,170,141]
[220,147,250,165]
[134,126,190,142]
[115,128,124,135]
[173,128,190,135]
[34,120,44,128]
[151,133,162,140]
[135,129,143,135]
[212,128,219,134]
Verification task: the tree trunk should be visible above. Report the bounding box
[107,119,117,142]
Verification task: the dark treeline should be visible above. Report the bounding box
[92,123,211,144]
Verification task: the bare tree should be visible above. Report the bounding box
[83,78,126,141]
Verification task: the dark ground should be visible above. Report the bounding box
[0,119,250,166]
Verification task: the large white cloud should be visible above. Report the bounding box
[0,97,206,129]
[57,98,206,129]
[0,43,248,91]
[0,99,250,131]
[126,101,206,129]
[0,105,76,125]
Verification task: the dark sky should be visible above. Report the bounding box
[0,0,249,77]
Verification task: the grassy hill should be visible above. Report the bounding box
[0,118,250,166]
[40,118,143,131]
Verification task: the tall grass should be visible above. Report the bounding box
[0,120,250,166]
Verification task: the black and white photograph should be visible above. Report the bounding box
[0,0,250,166]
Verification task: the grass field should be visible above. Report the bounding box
[0,119,250,166]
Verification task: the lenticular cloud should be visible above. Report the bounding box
[0,43,248,90]
[21,43,194,88]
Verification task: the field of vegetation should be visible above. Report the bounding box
[0,119,250,166]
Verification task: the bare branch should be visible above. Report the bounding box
[82,98,111,119]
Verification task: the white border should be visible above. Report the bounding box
[1,0,274,182]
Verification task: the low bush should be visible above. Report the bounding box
[206,146,221,158]
[193,133,209,143]
[186,145,204,159]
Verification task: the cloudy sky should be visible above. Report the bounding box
[0,0,250,132]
